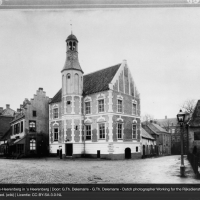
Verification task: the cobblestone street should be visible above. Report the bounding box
[0,155,199,184]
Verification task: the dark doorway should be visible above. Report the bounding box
[143,145,145,157]
[66,144,73,156]
[125,148,131,159]
[97,150,100,158]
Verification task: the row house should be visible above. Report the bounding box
[156,117,188,155]
[0,104,15,155]
[8,88,50,157]
[49,33,141,159]
[141,128,156,158]
[142,121,171,155]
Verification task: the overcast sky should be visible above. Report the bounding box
[0,8,200,119]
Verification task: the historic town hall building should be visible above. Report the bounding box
[49,33,141,159]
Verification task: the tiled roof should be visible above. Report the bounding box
[83,64,121,95]
[50,63,121,104]
[10,114,25,124]
[156,118,178,127]
[189,100,200,127]
[144,122,168,134]
[1,108,15,117]
[50,89,62,104]
[0,127,12,141]
[141,128,155,140]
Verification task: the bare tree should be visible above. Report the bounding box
[142,113,154,124]
[181,99,197,115]
[161,119,172,132]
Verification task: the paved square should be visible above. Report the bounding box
[0,155,199,183]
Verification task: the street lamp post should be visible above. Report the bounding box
[177,109,186,177]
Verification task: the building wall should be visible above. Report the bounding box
[188,126,200,154]
[10,88,49,157]
[0,116,14,138]
[49,62,142,159]
[141,137,156,156]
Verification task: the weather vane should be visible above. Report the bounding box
[70,20,73,34]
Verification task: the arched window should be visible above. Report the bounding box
[69,41,72,50]
[62,75,65,95]
[66,73,71,93]
[74,73,79,93]
[30,139,36,150]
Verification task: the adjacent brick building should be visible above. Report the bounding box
[8,88,50,157]
[49,33,141,159]
[188,100,200,154]
[156,117,188,155]
[0,104,15,154]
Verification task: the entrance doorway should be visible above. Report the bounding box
[66,144,73,156]
[143,145,145,157]
[125,148,131,159]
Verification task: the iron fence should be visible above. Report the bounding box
[187,153,200,177]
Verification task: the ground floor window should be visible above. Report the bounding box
[85,125,91,140]
[54,128,58,141]
[30,139,36,150]
[99,123,105,139]
[17,144,24,154]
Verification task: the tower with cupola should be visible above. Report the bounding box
[61,33,84,156]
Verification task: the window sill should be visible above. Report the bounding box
[98,111,105,114]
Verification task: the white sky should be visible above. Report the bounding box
[0,8,200,119]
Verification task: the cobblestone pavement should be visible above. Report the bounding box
[0,155,199,183]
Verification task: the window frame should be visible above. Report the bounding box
[29,121,36,132]
[99,123,106,139]
[30,139,36,150]
[98,99,105,113]
[132,124,137,139]
[20,121,23,133]
[53,107,59,119]
[117,99,123,113]
[85,125,91,140]
[54,128,59,142]
[85,101,91,115]
[117,123,123,139]
[33,110,37,117]
[132,103,137,115]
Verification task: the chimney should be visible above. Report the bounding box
[6,104,10,109]
[165,116,167,119]
[0,107,3,113]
